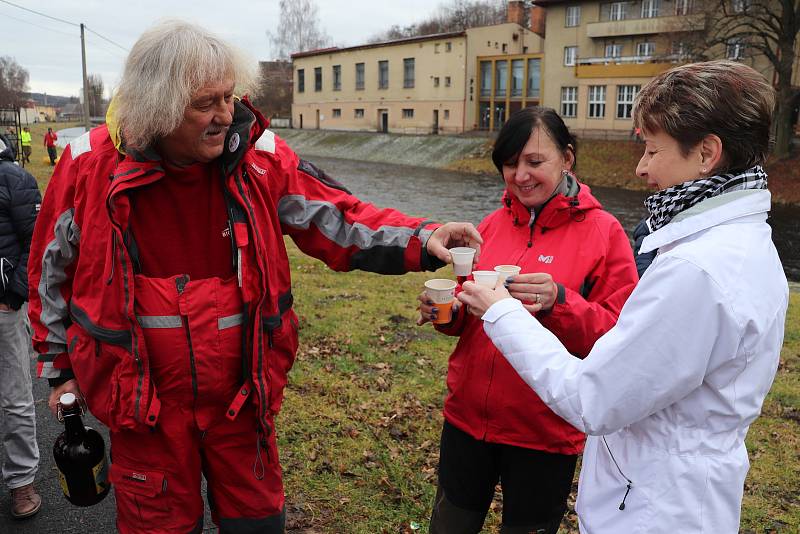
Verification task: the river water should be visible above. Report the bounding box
[308,156,800,282]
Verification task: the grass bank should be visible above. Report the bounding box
[278,240,799,533]
[448,138,800,205]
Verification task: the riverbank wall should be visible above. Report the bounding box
[276,129,489,170]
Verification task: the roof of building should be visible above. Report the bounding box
[291,30,467,60]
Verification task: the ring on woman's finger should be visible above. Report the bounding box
[534,293,541,304]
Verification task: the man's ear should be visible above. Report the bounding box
[699,134,724,174]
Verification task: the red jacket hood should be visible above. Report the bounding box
[502,179,603,229]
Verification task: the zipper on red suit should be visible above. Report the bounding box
[230,167,273,445]
[175,274,200,400]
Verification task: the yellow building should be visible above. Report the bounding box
[536,0,781,137]
[291,23,544,134]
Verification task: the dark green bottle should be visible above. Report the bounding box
[53,392,111,506]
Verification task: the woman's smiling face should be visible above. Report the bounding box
[501,127,574,208]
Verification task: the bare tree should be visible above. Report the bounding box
[368,0,506,42]
[0,56,29,108]
[267,0,332,59]
[87,74,105,117]
[697,0,800,158]
[251,61,293,119]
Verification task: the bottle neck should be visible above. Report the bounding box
[62,408,86,439]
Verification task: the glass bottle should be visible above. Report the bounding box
[52,392,111,506]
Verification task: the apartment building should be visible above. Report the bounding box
[291,23,544,134]
[537,0,777,137]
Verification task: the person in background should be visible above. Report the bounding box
[0,133,42,519]
[19,127,31,165]
[418,107,638,534]
[43,128,57,166]
[458,60,788,533]
[28,20,481,534]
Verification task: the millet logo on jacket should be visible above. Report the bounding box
[538,255,554,264]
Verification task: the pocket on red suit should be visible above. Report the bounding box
[67,323,149,432]
[109,463,171,523]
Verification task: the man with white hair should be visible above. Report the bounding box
[28,20,481,533]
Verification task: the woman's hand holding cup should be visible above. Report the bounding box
[504,272,557,313]
[457,281,512,317]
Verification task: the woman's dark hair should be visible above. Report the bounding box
[491,107,577,175]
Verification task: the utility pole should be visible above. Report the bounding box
[80,23,91,131]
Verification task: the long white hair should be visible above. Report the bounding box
[115,19,256,150]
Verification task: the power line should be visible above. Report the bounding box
[84,26,129,53]
[0,8,79,39]
[0,0,79,27]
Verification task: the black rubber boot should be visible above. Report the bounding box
[429,484,488,534]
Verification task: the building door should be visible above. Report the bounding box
[380,111,388,133]
[432,110,439,135]
[315,109,320,129]
[299,114,303,129]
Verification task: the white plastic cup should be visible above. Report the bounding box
[472,270,500,288]
[494,265,521,284]
[449,247,477,276]
[424,278,458,324]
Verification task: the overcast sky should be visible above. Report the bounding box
[0,0,446,98]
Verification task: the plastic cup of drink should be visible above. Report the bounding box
[449,247,476,276]
[472,270,500,288]
[494,265,521,284]
[424,278,457,324]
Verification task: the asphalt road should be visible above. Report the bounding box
[0,350,215,533]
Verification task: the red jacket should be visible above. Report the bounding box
[438,182,638,454]
[29,99,442,437]
[44,131,57,147]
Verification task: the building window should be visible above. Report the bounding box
[354,108,364,119]
[732,0,751,12]
[605,43,623,59]
[446,42,452,52]
[617,85,640,119]
[378,60,389,89]
[675,0,692,15]
[434,77,440,87]
[609,2,627,21]
[727,38,746,59]
[445,76,451,87]
[511,59,524,97]
[444,109,450,120]
[314,67,322,92]
[637,42,655,58]
[402,108,414,119]
[671,41,688,59]
[480,61,492,97]
[297,69,305,93]
[403,58,415,88]
[565,6,581,27]
[332,108,341,118]
[588,85,606,118]
[355,63,365,90]
[641,0,660,18]
[332,65,341,91]
[564,46,578,66]
[435,43,441,53]
[527,58,541,98]
[495,60,508,97]
[502,43,508,53]
[561,86,578,118]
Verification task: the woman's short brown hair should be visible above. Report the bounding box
[633,60,775,173]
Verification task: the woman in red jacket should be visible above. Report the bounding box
[419,107,639,534]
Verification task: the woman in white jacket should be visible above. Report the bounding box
[457,60,789,533]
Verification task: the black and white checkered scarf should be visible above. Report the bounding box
[644,166,768,232]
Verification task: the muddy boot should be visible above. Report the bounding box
[429,484,487,534]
